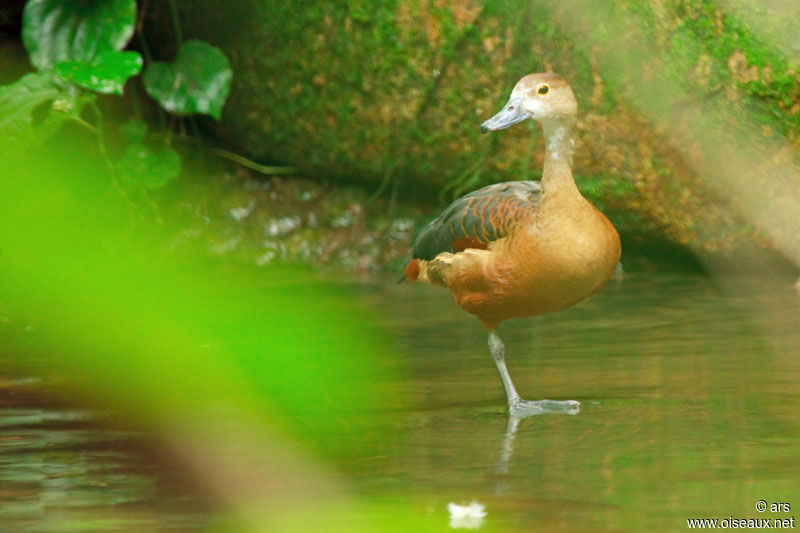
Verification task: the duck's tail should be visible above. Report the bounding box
[398,258,422,284]
[399,257,444,284]
[400,256,457,288]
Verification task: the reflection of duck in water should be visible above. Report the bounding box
[404,74,620,416]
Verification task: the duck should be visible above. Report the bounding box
[403,73,621,416]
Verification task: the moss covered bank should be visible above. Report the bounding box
[146,0,800,271]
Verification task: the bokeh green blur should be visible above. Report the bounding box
[0,132,453,530]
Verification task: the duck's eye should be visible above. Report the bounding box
[538,85,549,95]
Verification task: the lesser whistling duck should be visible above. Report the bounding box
[404,73,621,416]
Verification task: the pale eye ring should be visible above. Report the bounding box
[538,85,549,95]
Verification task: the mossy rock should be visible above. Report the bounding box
[147,0,800,269]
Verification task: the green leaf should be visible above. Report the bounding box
[22,0,137,71]
[35,91,97,142]
[143,40,232,120]
[0,72,62,151]
[118,144,181,190]
[119,119,147,144]
[55,50,143,95]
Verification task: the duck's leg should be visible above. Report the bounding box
[488,331,580,416]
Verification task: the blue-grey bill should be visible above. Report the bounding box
[480,96,530,133]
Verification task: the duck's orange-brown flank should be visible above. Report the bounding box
[450,237,488,253]
[402,73,621,416]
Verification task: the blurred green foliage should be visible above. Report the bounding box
[0,5,447,527]
[118,141,182,189]
[2,139,389,433]
[2,0,233,204]
[0,71,62,147]
[0,130,437,532]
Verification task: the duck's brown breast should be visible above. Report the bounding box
[452,195,620,328]
[521,196,619,305]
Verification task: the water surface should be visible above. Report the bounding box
[356,272,800,530]
[2,272,799,531]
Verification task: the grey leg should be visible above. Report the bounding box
[488,331,580,417]
[488,331,521,405]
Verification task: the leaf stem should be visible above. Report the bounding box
[135,0,167,130]
[164,114,175,146]
[211,147,298,175]
[88,101,129,200]
[168,0,183,44]
[69,115,98,134]
[87,102,163,224]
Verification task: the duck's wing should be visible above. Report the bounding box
[411,181,541,261]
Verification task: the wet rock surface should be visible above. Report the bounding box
[163,163,424,274]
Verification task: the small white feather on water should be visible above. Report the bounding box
[447,501,486,530]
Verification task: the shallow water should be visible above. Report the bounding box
[2,271,799,531]
[366,272,800,530]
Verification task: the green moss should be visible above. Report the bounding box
[659,0,800,138]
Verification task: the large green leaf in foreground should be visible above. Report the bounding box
[0,145,451,531]
[0,135,406,455]
[143,40,232,119]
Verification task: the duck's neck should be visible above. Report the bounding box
[541,119,578,196]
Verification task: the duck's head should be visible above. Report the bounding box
[480,73,577,134]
